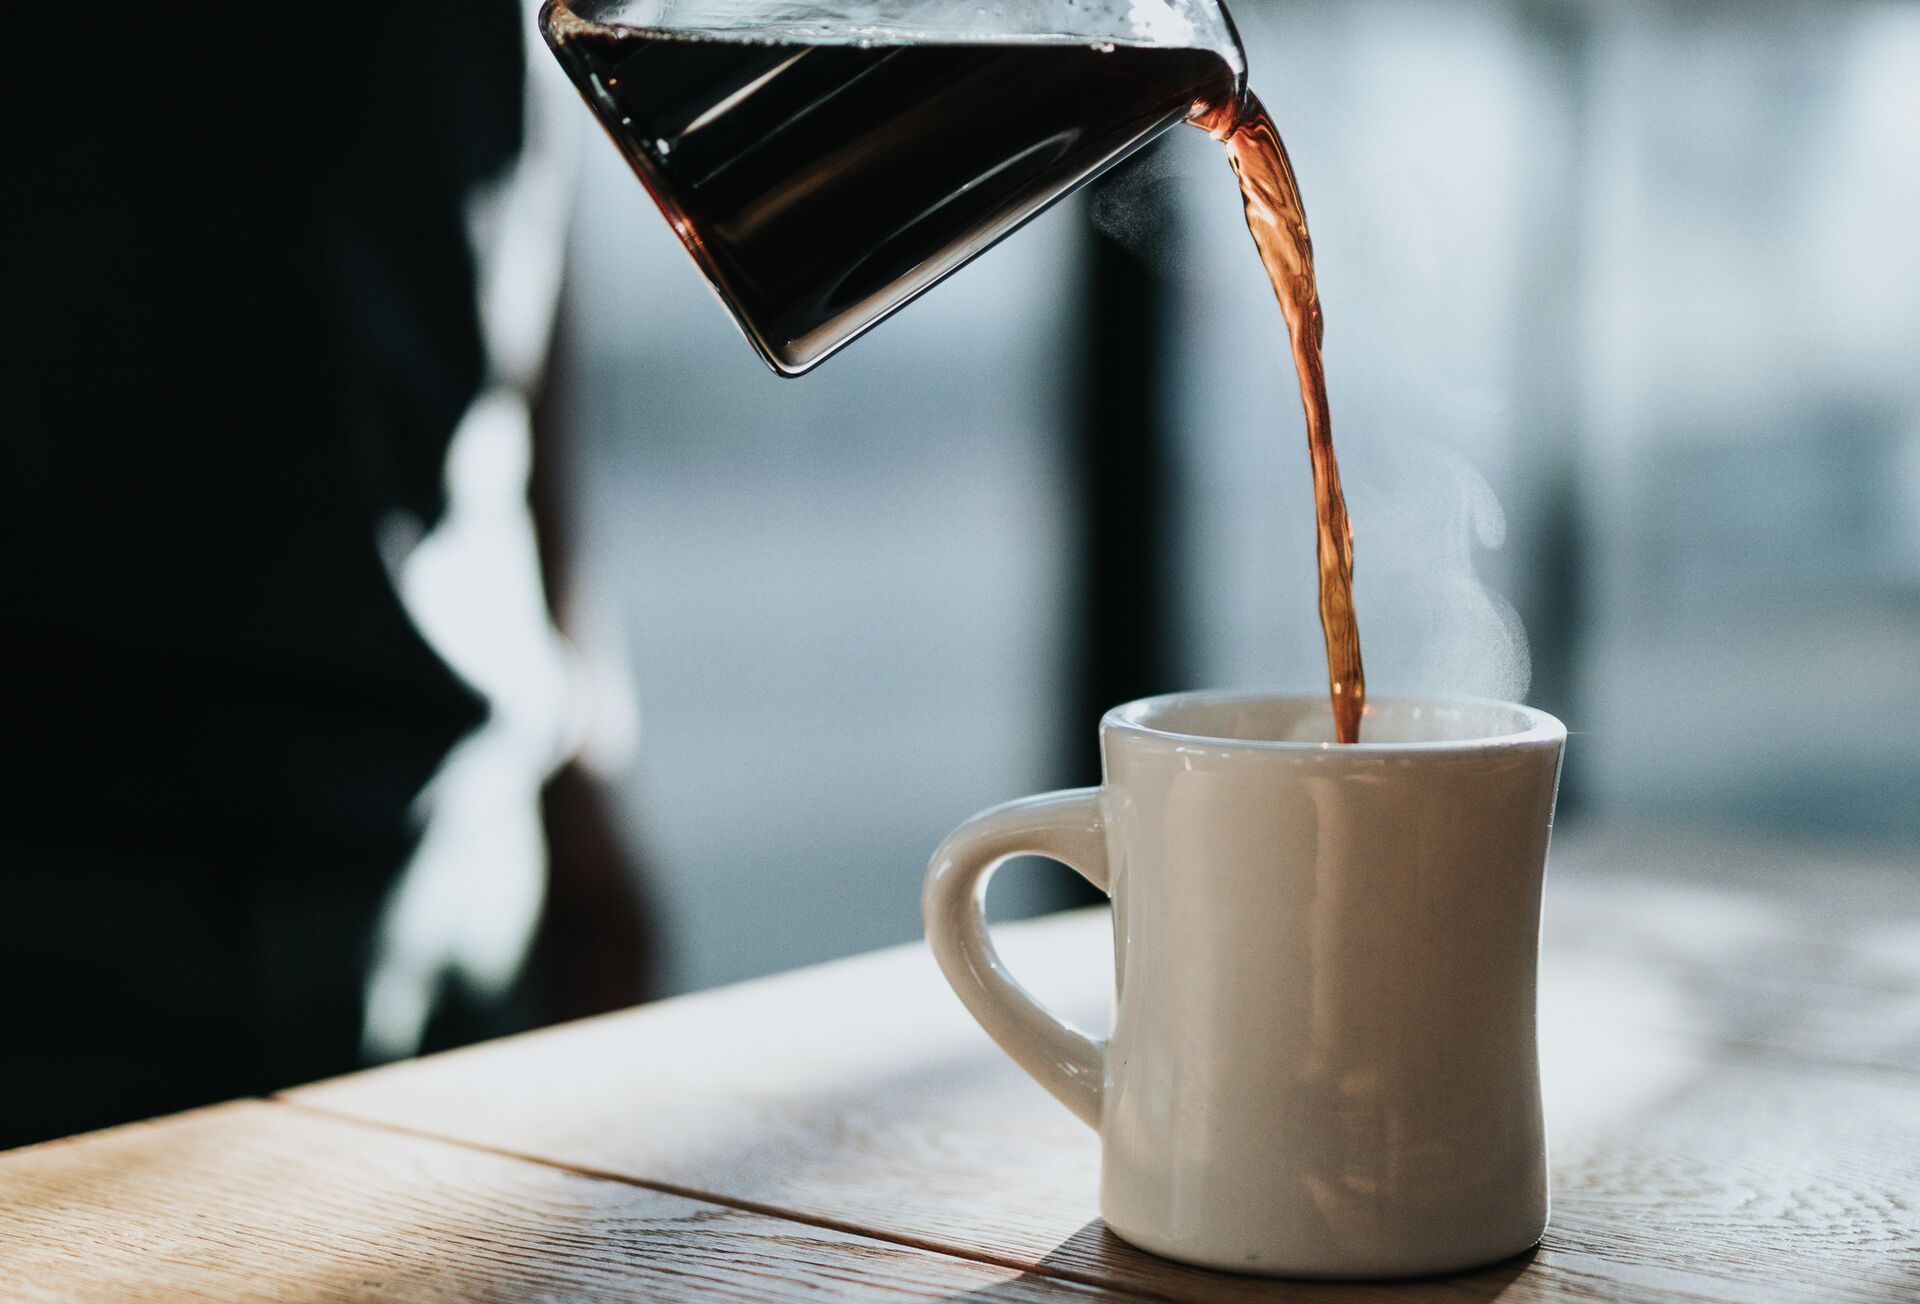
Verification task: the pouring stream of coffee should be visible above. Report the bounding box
[543,9,1364,741]
[1198,94,1365,742]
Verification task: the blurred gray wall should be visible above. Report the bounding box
[560,123,1083,993]
[557,0,1920,995]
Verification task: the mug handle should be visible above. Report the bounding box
[921,788,1109,1128]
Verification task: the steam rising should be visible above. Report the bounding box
[1352,439,1531,703]
[1091,131,1533,708]
[1089,146,1189,271]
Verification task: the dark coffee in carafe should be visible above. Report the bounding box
[541,9,1237,375]
[542,1,1364,739]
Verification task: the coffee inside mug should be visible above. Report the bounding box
[1107,692,1550,747]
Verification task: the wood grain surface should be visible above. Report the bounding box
[7,829,1918,1301]
[0,1104,1127,1302]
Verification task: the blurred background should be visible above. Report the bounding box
[555,0,1920,996]
[19,0,1914,1159]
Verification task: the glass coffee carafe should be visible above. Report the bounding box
[540,0,1247,374]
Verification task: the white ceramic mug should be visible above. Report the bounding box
[923,692,1566,1278]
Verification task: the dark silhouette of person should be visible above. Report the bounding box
[4,3,652,1149]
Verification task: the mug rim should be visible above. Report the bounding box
[1101,689,1566,754]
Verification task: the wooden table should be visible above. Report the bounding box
[5,828,1918,1301]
